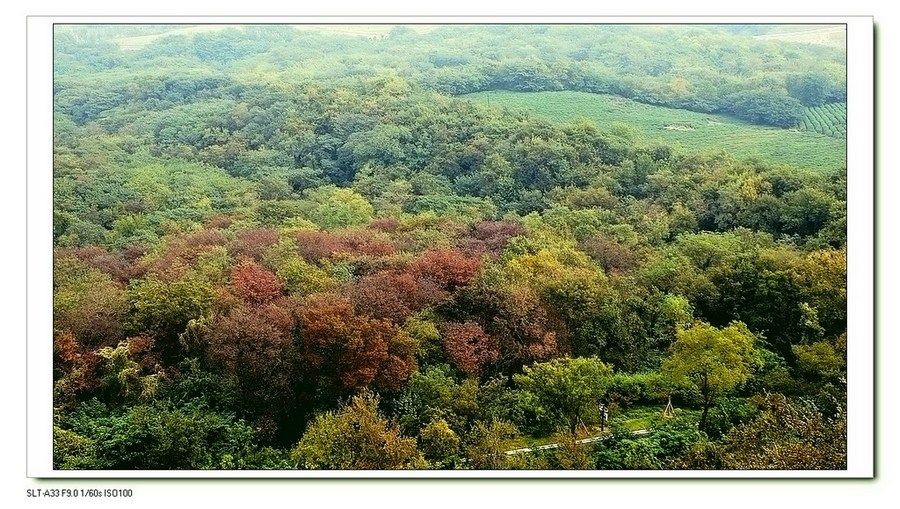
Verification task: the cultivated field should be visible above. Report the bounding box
[797,102,847,139]
[464,90,846,171]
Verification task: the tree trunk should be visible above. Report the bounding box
[699,401,710,432]
[699,376,711,432]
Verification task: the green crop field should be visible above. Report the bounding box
[464,90,846,171]
[797,102,847,139]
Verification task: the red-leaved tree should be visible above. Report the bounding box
[229,228,280,261]
[294,230,344,262]
[205,302,297,420]
[298,293,417,394]
[410,249,481,291]
[53,330,104,406]
[458,220,526,257]
[231,259,285,304]
[448,284,565,371]
[442,321,499,377]
[345,270,446,324]
[491,286,563,368]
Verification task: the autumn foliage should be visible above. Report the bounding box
[458,220,526,257]
[228,228,280,261]
[53,330,104,405]
[206,302,297,414]
[54,256,127,348]
[231,259,285,304]
[442,321,499,376]
[293,229,395,263]
[51,27,849,470]
[294,230,345,262]
[491,286,564,366]
[410,249,481,291]
[298,294,417,393]
[345,270,445,324]
[56,246,136,282]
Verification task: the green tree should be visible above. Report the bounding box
[274,257,336,296]
[53,256,127,347]
[60,400,260,469]
[96,339,161,404]
[513,357,614,436]
[786,72,833,107]
[418,418,462,468]
[53,426,99,469]
[126,273,216,359]
[307,187,375,229]
[464,418,520,469]
[793,338,846,383]
[721,89,805,127]
[552,429,594,469]
[727,395,845,469]
[291,392,425,469]
[662,321,757,432]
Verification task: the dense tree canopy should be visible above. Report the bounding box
[52,23,848,471]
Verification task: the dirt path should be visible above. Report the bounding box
[504,429,650,456]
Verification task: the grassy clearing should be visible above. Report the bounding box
[614,405,664,431]
[464,90,846,171]
[613,404,700,430]
[507,402,693,450]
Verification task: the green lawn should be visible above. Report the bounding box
[613,404,700,430]
[463,90,845,172]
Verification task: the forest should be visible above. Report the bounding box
[52,24,847,471]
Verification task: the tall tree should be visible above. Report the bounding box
[464,418,520,470]
[410,248,481,291]
[126,273,216,360]
[230,259,285,304]
[205,302,298,431]
[298,294,418,394]
[662,321,757,432]
[442,321,499,377]
[514,357,613,436]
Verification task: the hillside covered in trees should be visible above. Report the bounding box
[52,24,847,471]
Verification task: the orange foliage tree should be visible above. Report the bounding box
[298,294,417,394]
